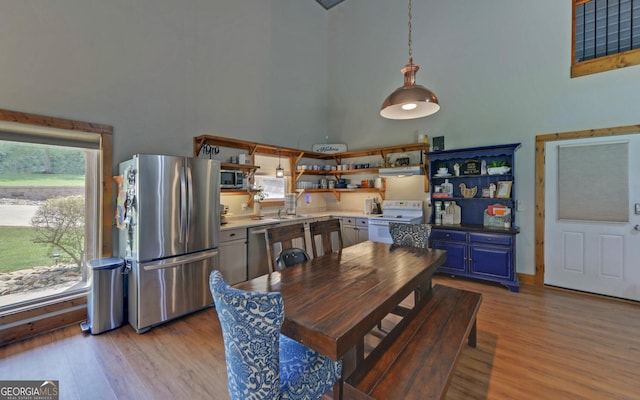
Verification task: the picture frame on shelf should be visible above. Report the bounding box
[496,181,512,198]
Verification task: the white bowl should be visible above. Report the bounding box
[487,166,511,175]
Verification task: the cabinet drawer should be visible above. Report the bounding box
[342,217,356,226]
[469,233,511,246]
[220,227,247,242]
[430,229,466,242]
[356,218,369,227]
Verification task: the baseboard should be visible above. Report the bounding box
[518,273,536,285]
[0,294,87,346]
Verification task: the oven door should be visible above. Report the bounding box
[368,219,393,243]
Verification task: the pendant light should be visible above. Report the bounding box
[380,0,440,120]
[276,148,284,178]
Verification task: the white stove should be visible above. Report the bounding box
[368,200,424,243]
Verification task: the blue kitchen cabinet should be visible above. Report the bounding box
[430,229,466,273]
[431,228,518,292]
[427,144,520,292]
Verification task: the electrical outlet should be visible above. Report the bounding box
[635,203,640,215]
[516,200,523,211]
[241,203,248,211]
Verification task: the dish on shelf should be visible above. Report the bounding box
[433,173,452,177]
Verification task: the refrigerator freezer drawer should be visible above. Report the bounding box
[128,249,219,333]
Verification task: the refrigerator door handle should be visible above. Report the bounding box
[185,163,194,245]
[179,163,188,245]
[141,249,219,271]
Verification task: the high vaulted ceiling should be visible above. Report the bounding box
[316,0,346,10]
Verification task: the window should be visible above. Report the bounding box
[0,141,100,308]
[0,109,112,344]
[573,0,640,77]
[254,154,289,205]
[253,176,287,202]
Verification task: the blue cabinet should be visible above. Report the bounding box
[427,144,520,292]
[431,228,518,292]
[430,229,466,273]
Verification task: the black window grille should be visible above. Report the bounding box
[575,0,640,62]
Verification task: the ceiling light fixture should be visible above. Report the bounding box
[276,149,284,178]
[380,0,440,120]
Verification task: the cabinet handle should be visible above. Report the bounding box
[230,233,236,237]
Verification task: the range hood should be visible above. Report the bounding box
[378,165,424,177]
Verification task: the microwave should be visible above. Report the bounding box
[220,170,244,189]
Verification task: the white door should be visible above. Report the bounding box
[545,134,640,301]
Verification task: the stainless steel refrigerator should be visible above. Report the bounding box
[118,154,220,333]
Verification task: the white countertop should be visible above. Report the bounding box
[220,211,371,231]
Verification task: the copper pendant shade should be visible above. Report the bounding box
[380,0,439,120]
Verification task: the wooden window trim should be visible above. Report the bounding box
[571,0,640,77]
[0,109,113,345]
[572,48,640,77]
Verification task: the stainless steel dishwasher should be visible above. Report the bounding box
[247,223,279,279]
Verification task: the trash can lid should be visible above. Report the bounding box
[88,257,124,270]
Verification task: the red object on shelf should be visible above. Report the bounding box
[487,205,508,216]
[432,192,451,199]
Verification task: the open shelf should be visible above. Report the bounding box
[296,188,385,201]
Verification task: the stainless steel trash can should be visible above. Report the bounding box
[80,257,124,335]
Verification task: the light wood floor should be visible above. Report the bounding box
[1,276,639,399]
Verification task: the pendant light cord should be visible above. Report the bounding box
[408,0,413,63]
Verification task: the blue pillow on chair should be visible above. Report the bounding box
[210,270,342,400]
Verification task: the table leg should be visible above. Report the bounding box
[414,277,432,304]
[336,337,365,399]
[333,380,343,400]
[341,344,359,378]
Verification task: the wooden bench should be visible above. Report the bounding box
[346,284,482,400]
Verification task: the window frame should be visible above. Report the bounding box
[572,0,640,77]
[0,109,113,345]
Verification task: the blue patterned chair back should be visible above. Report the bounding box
[210,270,283,399]
[389,222,431,249]
[210,270,342,400]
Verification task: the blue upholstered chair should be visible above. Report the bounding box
[389,222,431,249]
[210,270,342,400]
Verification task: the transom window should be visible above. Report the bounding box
[572,0,640,77]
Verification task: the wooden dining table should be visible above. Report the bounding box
[234,240,447,398]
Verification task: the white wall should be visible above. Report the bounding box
[0,0,329,164]
[3,0,640,275]
[326,0,640,275]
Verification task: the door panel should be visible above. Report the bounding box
[186,157,220,253]
[136,154,184,261]
[545,134,640,301]
[470,245,512,279]
[131,250,218,332]
[431,240,466,272]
